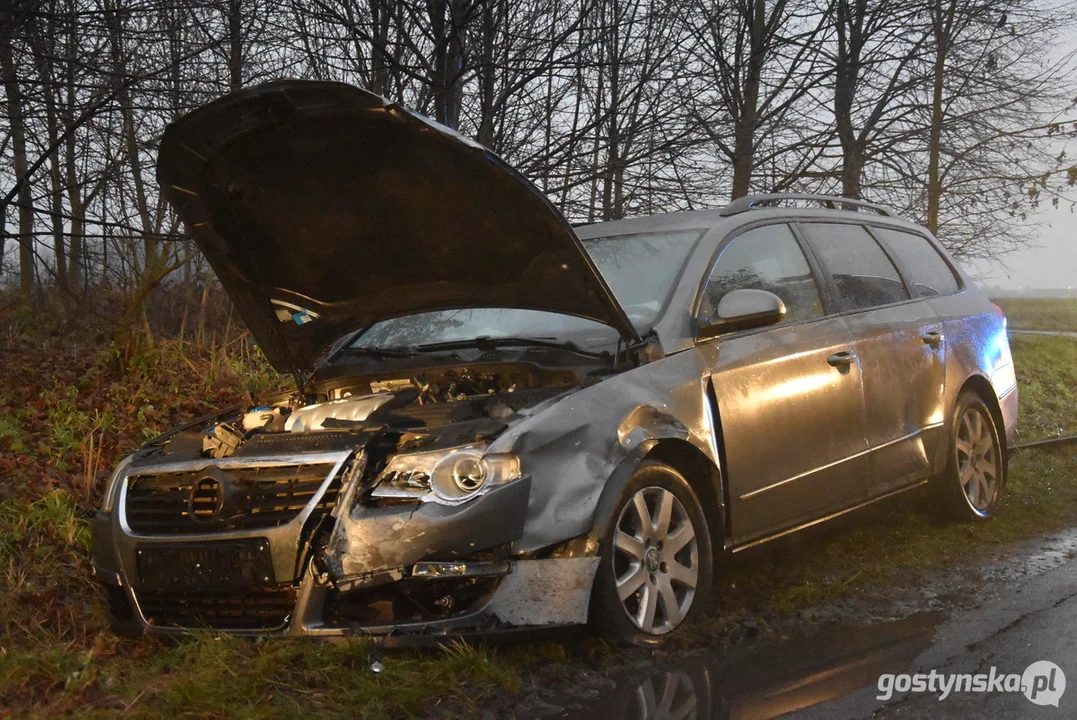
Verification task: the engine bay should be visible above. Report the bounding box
[134,362,589,467]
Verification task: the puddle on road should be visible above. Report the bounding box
[523,530,1077,719]
[548,613,940,720]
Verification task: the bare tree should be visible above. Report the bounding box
[1,0,1075,346]
[0,4,35,300]
[829,0,928,198]
[682,0,834,199]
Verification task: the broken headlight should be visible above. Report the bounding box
[371,445,521,505]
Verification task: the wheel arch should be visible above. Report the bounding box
[933,373,1009,477]
[578,437,726,567]
[644,439,725,553]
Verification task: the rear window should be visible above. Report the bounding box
[799,223,910,311]
[872,227,960,298]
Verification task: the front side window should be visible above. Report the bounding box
[699,224,824,328]
[800,223,910,310]
[872,227,960,298]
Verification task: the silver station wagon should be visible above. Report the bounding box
[93,80,1017,644]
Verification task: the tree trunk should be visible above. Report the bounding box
[834,0,864,199]
[0,202,7,280]
[926,0,955,234]
[228,0,243,90]
[29,15,69,293]
[0,24,35,301]
[476,0,496,146]
[368,0,392,96]
[428,0,465,129]
[603,0,621,220]
[731,0,767,199]
[64,2,84,291]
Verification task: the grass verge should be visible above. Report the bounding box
[993,297,1077,333]
[0,335,1075,717]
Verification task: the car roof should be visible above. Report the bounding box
[574,194,934,241]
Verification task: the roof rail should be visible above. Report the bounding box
[718,193,893,217]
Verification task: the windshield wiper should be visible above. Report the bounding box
[336,346,413,359]
[413,336,608,358]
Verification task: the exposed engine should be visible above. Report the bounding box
[139,364,584,467]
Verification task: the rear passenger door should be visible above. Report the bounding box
[798,222,946,495]
[872,226,963,463]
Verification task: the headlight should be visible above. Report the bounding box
[100,455,133,514]
[372,445,521,505]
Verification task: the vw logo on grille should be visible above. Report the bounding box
[188,470,229,523]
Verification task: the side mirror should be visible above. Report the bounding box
[697,288,786,339]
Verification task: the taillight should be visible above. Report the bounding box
[991,302,1007,327]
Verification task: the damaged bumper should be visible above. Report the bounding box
[91,449,599,641]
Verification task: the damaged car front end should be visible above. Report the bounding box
[93,332,717,641]
[92,80,720,642]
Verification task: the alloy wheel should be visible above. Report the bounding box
[612,486,699,635]
[955,406,999,512]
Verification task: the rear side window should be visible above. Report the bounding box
[699,223,824,326]
[799,223,910,310]
[872,227,960,298]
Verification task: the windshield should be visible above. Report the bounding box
[580,229,704,328]
[348,227,704,352]
[350,308,619,351]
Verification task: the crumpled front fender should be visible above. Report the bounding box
[490,347,721,553]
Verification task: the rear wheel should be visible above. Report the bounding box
[592,461,713,644]
[935,391,1005,521]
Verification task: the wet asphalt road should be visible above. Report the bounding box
[794,548,1077,719]
[549,536,1077,720]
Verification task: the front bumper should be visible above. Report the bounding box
[91,450,599,641]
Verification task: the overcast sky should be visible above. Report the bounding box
[961,26,1077,292]
[963,203,1077,290]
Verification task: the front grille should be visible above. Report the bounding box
[125,463,340,535]
[136,587,297,630]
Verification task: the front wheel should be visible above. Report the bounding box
[934,391,1005,521]
[591,461,713,645]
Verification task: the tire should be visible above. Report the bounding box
[934,390,1006,521]
[591,460,714,645]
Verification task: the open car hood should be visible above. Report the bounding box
[157,80,640,374]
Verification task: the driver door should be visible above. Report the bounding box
[699,223,870,545]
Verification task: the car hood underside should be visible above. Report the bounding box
[156,80,639,374]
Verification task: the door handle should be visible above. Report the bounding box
[827,351,857,368]
[922,331,944,348]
